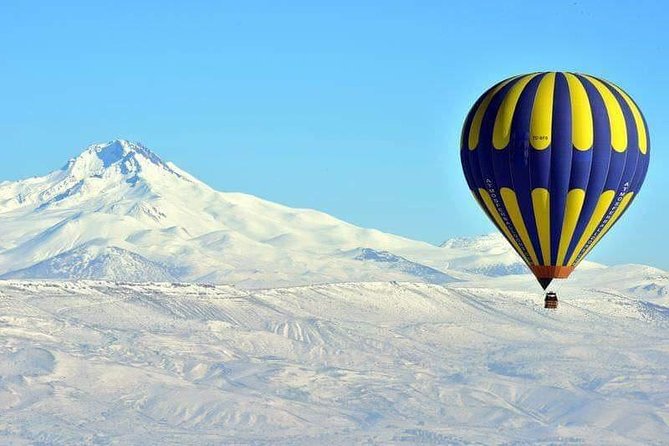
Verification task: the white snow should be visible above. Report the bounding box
[0,139,598,287]
[0,140,447,286]
[0,270,667,445]
[0,139,666,444]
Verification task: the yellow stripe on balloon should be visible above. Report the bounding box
[556,188,586,265]
[493,74,539,150]
[566,190,616,266]
[576,192,635,265]
[529,72,556,150]
[606,81,648,155]
[477,188,531,265]
[467,77,519,150]
[582,75,627,152]
[564,73,593,151]
[531,188,551,265]
[500,188,540,265]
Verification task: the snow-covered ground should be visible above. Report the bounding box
[1,139,666,444]
[0,274,667,445]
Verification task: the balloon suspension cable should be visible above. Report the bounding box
[538,278,553,290]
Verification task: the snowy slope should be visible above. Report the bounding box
[0,139,606,287]
[0,139,473,286]
[0,244,178,282]
[437,233,604,277]
[439,233,530,276]
[0,278,666,445]
[349,247,457,284]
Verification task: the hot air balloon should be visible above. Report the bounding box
[460,72,650,305]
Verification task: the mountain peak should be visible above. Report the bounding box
[63,139,183,182]
[88,140,147,165]
[0,140,198,214]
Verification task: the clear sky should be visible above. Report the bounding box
[1,0,667,268]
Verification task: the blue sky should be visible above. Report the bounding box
[1,0,667,268]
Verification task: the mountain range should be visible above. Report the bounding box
[0,139,618,286]
[0,141,667,445]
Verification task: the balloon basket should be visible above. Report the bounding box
[544,291,558,309]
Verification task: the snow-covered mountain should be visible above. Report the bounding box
[351,247,457,284]
[0,140,437,285]
[0,139,609,286]
[439,233,530,276]
[0,139,521,286]
[1,244,178,282]
[0,141,667,445]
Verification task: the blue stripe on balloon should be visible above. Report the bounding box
[467,77,518,191]
[504,74,544,258]
[460,78,511,190]
[568,150,593,190]
[571,78,641,264]
[492,74,543,188]
[549,73,573,264]
[564,74,613,262]
[528,149,551,191]
[603,151,627,191]
[470,76,535,261]
[460,148,477,191]
[605,77,641,194]
[595,86,629,191]
[630,148,650,194]
[603,78,647,197]
[461,96,484,192]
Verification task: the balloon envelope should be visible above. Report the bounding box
[460,72,650,289]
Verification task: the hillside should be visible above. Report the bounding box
[0,139,602,287]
